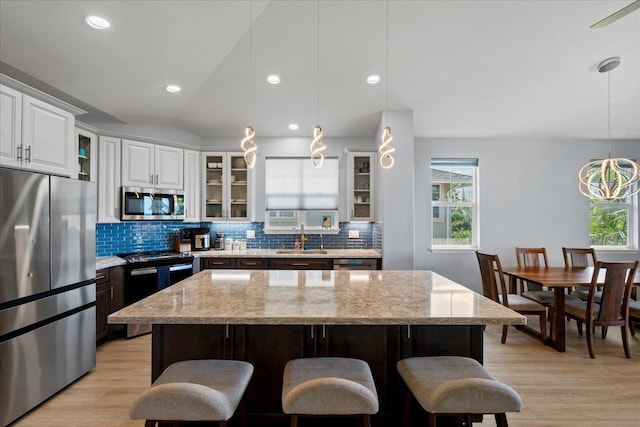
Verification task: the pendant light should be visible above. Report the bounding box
[310,0,326,168]
[578,57,640,200]
[379,0,395,169]
[241,0,257,169]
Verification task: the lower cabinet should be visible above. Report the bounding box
[152,323,483,427]
[200,257,334,270]
[201,257,269,270]
[268,258,333,270]
[96,266,125,342]
[200,258,235,269]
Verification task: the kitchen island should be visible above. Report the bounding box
[109,269,524,426]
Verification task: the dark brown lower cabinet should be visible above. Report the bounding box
[268,258,333,270]
[96,266,125,342]
[151,323,482,427]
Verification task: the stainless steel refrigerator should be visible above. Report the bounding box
[0,167,97,426]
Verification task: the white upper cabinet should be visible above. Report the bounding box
[0,84,22,167]
[97,136,121,223]
[121,139,183,189]
[183,149,201,222]
[1,85,75,177]
[155,144,183,189]
[202,152,251,221]
[21,95,75,176]
[75,128,97,182]
[347,151,376,222]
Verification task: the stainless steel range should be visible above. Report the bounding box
[119,250,194,337]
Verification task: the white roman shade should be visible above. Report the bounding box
[265,157,339,210]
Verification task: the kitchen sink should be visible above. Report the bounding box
[276,249,328,254]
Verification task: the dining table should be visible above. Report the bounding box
[502,266,640,352]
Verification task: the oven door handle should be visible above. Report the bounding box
[169,263,193,272]
[130,267,158,276]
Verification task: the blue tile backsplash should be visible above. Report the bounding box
[96,221,380,256]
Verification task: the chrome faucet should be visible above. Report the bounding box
[300,223,308,250]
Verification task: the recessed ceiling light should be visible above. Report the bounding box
[366,74,381,85]
[165,85,181,93]
[288,123,299,130]
[266,75,281,85]
[85,15,110,30]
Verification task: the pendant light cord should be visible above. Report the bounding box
[250,0,254,122]
[385,0,389,126]
[317,0,320,125]
[607,70,611,158]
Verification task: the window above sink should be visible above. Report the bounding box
[264,210,340,234]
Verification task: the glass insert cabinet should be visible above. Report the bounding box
[75,128,97,182]
[202,152,251,221]
[347,151,375,221]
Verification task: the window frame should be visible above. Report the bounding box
[430,159,479,251]
[589,193,638,251]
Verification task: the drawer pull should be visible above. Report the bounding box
[291,263,310,266]
[244,262,257,266]
[96,273,106,281]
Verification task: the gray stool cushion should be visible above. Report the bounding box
[282,357,379,415]
[397,356,522,415]
[130,359,253,422]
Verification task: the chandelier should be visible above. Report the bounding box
[578,57,640,200]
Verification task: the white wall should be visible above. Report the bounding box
[414,138,640,293]
[377,111,415,269]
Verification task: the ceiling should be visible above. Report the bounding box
[1,0,639,139]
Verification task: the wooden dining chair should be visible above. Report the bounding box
[476,252,547,344]
[564,261,639,359]
[629,299,640,337]
[562,247,600,302]
[515,247,554,306]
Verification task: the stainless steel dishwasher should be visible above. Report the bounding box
[333,258,379,270]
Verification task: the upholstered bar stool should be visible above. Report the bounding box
[130,359,254,427]
[282,357,379,427]
[397,356,522,427]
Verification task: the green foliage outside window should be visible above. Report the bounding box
[589,200,627,246]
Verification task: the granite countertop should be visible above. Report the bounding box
[109,269,526,326]
[96,256,126,269]
[96,249,381,270]
[192,248,382,258]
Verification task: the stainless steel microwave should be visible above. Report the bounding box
[121,187,185,221]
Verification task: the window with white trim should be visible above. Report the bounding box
[431,158,479,249]
[589,179,638,249]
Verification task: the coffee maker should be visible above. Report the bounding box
[189,228,211,251]
[214,232,225,251]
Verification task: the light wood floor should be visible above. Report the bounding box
[12,321,640,427]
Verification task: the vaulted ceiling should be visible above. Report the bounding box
[1,1,639,139]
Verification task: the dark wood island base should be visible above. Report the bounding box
[152,323,483,427]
